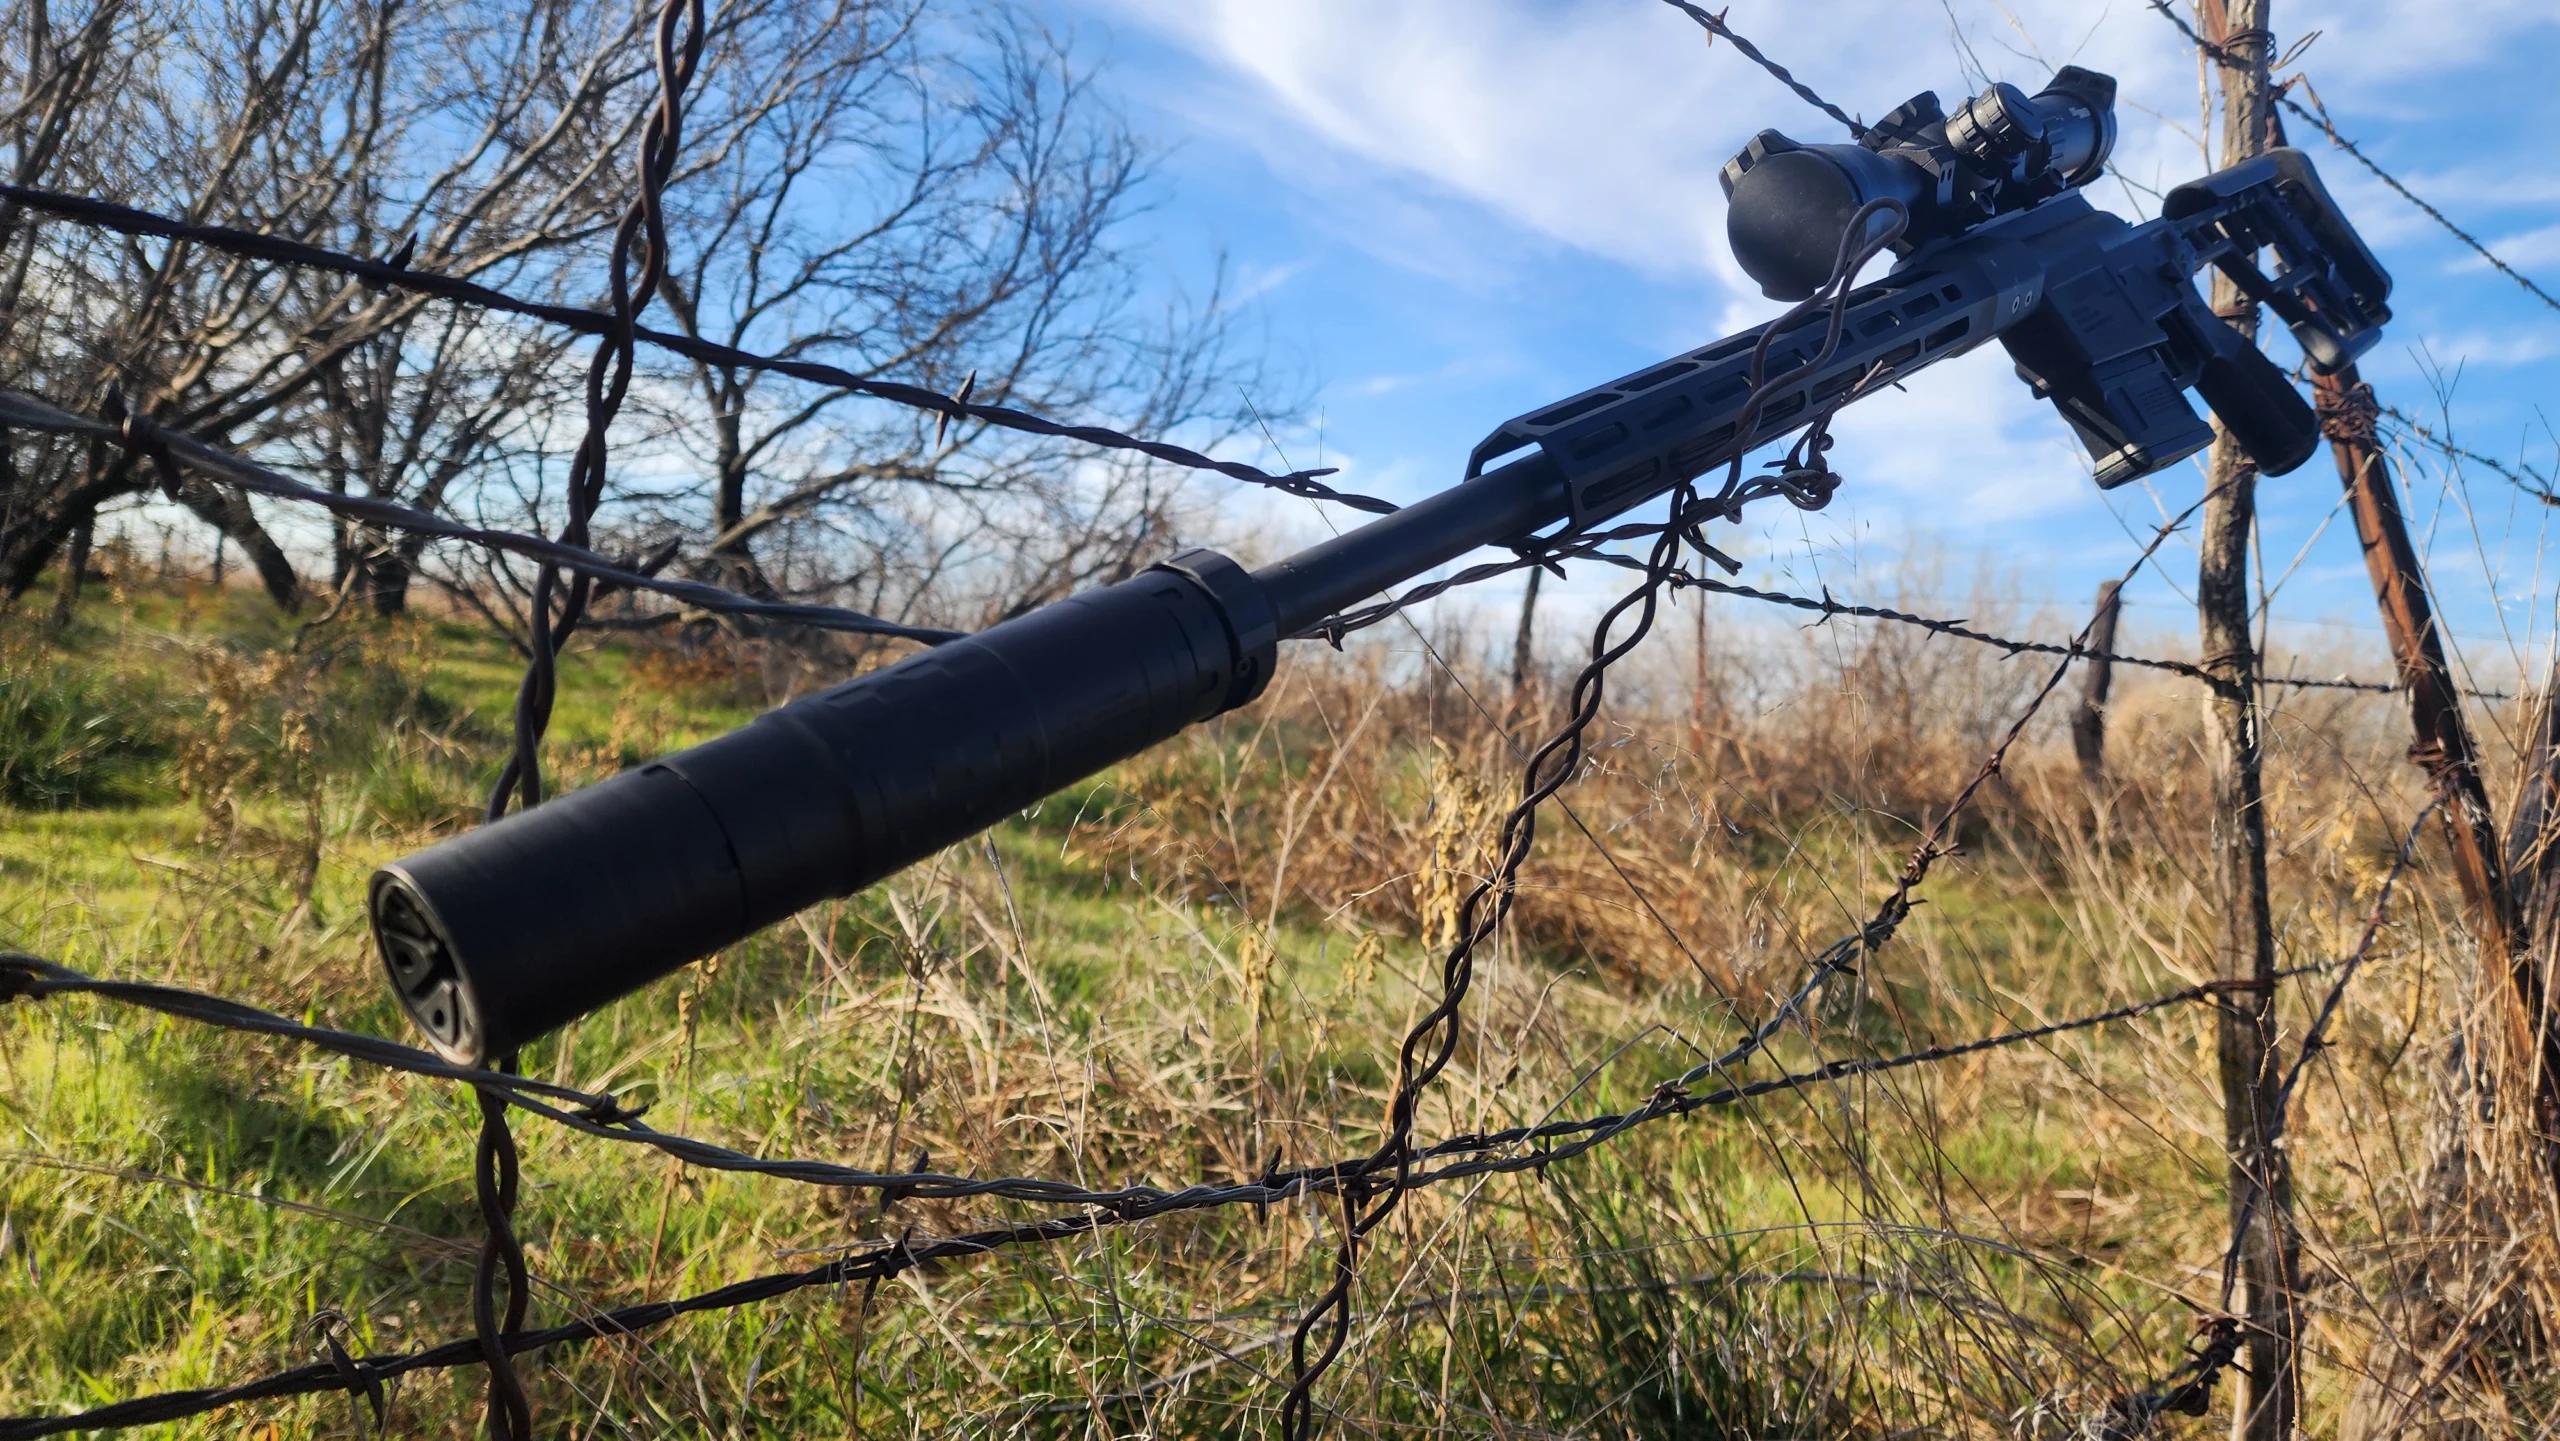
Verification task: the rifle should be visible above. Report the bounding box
[371,67,2391,1065]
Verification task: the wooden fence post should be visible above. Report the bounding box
[2198,5,2297,1436]
[2071,579,2121,788]
[1510,564,1542,713]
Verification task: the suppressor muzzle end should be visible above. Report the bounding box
[366,550,1280,1065]
[370,867,485,1065]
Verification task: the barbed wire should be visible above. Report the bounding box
[2143,0,2560,316]
[0,185,1386,513]
[1274,193,1912,1439]
[0,387,962,643]
[1658,1,1867,139]
[1312,527,2510,703]
[2274,87,2560,317]
[0,940,2365,1243]
[1,918,2400,1441]
[0,953,1621,1213]
[54,368,2507,712]
[2377,405,2560,508]
[466,7,713,1426]
[1667,571,2514,701]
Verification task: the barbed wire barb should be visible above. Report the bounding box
[0,5,2530,1434]
[2,930,2398,1441]
[2144,0,2560,315]
[0,185,1390,513]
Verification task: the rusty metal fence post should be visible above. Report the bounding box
[2314,366,2560,1144]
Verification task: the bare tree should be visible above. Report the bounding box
[1,0,1288,637]
[630,4,1280,632]
[0,0,664,611]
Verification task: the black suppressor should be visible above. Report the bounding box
[372,550,1274,1064]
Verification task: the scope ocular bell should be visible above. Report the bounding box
[1723,67,2118,301]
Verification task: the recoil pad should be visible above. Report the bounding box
[371,548,1276,1064]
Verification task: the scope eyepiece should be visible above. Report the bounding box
[1720,132,1930,302]
[1722,66,2117,301]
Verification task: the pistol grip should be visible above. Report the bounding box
[2194,323,2320,477]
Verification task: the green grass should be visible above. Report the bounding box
[0,580,2450,1438]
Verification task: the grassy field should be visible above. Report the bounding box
[3,575,2548,1438]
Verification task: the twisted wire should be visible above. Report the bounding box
[1431,483,2242,1215]
[0,387,960,642]
[1665,572,2511,701]
[470,1065,532,1440]
[0,921,2385,1246]
[3,937,2366,1441]
[1309,505,2496,703]
[0,185,1385,511]
[2275,89,2560,316]
[1657,1,1866,139]
[1279,507,1693,1440]
[1277,197,1916,1438]
[461,5,711,1431]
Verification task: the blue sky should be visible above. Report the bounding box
[1034,0,2560,682]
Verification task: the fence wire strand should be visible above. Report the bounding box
[2,917,2412,1441]
[2144,0,2560,317]
[0,5,2513,1437]
[1314,527,2502,702]
[1273,192,1913,1438]
[1658,1,1868,139]
[0,387,962,642]
[0,184,1386,513]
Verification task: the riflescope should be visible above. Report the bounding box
[1724,67,2119,301]
[372,67,2393,1065]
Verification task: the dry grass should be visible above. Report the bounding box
[3,567,2558,1438]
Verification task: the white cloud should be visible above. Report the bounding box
[1063,0,2560,638]
[2283,0,2560,86]
[1080,0,2240,283]
[1330,354,1501,401]
[1226,258,1315,307]
[1817,341,2105,525]
[1092,0,1729,276]
[2394,324,2560,369]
